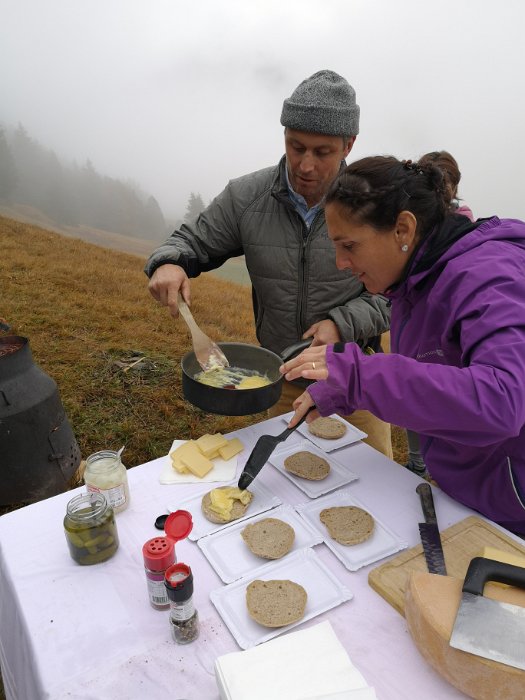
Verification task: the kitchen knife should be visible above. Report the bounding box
[416,482,447,575]
[237,407,315,490]
[449,556,525,670]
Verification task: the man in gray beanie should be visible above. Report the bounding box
[145,70,392,457]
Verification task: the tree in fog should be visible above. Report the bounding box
[0,127,17,202]
[184,192,205,222]
[3,123,167,239]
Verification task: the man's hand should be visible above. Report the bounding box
[302,319,341,346]
[147,264,190,318]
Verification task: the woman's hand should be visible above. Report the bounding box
[279,345,329,382]
[287,390,320,428]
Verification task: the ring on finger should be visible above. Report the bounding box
[312,362,316,370]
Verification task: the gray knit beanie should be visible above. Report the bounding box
[280,69,359,136]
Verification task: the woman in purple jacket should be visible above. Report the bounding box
[281,156,525,534]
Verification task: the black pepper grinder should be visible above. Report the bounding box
[164,562,199,644]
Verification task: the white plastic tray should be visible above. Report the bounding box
[294,489,407,571]
[168,479,282,541]
[269,440,359,498]
[197,504,324,583]
[281,412,367,452]
[209,548,353,649]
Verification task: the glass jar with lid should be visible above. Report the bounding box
[64,492,119,564]
[84,449,130,513]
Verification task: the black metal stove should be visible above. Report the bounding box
[0,335,81,505]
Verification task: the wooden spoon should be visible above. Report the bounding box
[178,294,229,372]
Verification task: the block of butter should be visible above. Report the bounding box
[480,546,525,587]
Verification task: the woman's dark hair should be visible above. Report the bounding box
[417,150,461,203]
[324,155,451,238]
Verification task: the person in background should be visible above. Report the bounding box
[281,155,525,535]
[404,150,475,477]
[145,70,392,457]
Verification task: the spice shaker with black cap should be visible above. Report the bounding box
[164,562,199,644]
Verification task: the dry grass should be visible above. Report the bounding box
[1,215,262,472]
[1,213,408,476]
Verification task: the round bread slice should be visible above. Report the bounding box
[246,579,307,627]
[201,487,253,524]
[283,450,330,480]
[241,518,295,559]
[308,416,347,440]
[319,506,374,545]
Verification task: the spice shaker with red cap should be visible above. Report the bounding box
[142,510,192,610]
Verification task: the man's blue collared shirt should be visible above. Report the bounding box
[285,165,322,231]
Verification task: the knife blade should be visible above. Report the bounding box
[237,407,315,491]
[416,482,447,575]
[450,556,525,670]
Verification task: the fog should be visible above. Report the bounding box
[1,0,524,224]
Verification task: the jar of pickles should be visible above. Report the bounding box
[64,492,119,565]
[84,450,130,513]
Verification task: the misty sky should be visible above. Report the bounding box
[1,0,524,223]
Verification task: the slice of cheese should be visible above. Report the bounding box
[195,433,228,458]
[479,546,525,588]
[171,457,189,474]
[170,440,197,474]
[218,437,244,461]
[180,444,214,478]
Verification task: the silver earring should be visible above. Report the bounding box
[401,244,409,252]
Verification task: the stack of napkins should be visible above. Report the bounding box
[214,621,376,700]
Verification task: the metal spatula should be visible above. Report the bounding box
[238,406,316,490]
[178,294,229,372]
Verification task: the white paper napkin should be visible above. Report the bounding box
[214,620,376,700]
[158,439,238,485]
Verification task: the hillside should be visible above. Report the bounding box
[0,213,406,476]
[1,214,260,472]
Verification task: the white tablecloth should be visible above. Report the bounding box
[0,415,513,699]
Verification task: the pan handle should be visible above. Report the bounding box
[462,556,525,596]
[279,339,313,363]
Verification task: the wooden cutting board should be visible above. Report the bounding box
[368,515,525,615]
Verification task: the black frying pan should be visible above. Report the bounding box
[181,340,311,416]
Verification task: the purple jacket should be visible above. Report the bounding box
[309,217,525,534]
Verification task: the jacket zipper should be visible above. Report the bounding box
[298,212,323,333]
[507,457,525,512]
